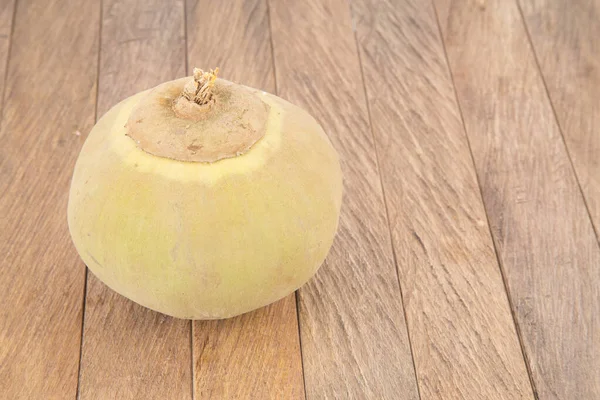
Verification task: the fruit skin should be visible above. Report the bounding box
[67,81,342,319]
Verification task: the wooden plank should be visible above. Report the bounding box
[268,0,420,398]
[186,0,275,90]
[186,1,305,398]
[519,1,600,238]
[77,1,191,399]
[194,296,303,398]
[0,0,15,116]
[0,0,100,397]
[434,0,600,398]
[352,0,535,398]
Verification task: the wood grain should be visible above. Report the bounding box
[435,0,600,398]
[186,0,275,90]
[0,0,14,117]
[352,0,535,398]
[269,0,420,398]
[194,296,303,399]
[186,1,304,398]
[77,1,192,399]
[519,0,600,237]
[0,0,100,397]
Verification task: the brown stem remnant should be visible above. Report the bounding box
[181,67,219,105]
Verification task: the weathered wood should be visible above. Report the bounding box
[269,0,420,397]
[77,1,192,399]
[187,0,275,90]
[194,296,304,399]
[0,0,100,397]
[0,0,15,117]
[186,1,304,398]
[435,0,600,398]
[519,0,600,236]
[352,0,535,398]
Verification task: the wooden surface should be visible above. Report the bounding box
[519,0,600,239]
[436,0,600,398]
[353,0,534,398]
[0,0,14,116]
[1,0,598,399]
[0,0,99,397]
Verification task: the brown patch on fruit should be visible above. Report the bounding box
[126,77,269,163]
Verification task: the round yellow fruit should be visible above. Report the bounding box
[68,69,342,319]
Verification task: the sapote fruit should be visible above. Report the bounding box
[68,68,342,319]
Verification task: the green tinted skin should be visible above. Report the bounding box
[68,82,342,319]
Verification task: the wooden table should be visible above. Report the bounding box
[1,0,598,398]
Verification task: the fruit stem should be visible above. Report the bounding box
[181,67,219,105]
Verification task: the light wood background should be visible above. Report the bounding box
[1,0,598,399]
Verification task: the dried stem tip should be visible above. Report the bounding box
[181,67,220,105]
